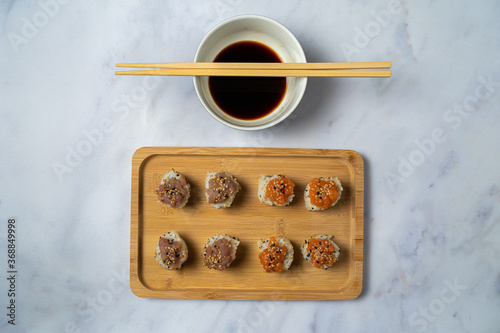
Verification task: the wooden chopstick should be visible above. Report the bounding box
[115,68,391,78]
[115,62,391,77]
[116,61,391,70]
[115,69,392,77]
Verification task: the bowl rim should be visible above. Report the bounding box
[193,14,307,131]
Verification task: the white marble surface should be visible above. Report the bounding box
[1,0,500,332]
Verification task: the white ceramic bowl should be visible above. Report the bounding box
[193,15,307,131]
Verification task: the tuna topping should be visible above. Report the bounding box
[207,172,241,204]
[157,176,188,208]
[203,238,236,270]
[158,237,184,269]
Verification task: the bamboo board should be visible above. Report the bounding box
[130,147,364,300]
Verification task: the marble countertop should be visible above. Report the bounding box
[1,0,499,332]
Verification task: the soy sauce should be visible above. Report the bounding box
[209,41,287,120]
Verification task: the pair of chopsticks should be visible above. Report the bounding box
[115,62,391,77]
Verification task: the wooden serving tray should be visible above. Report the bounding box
[130,147,364,300]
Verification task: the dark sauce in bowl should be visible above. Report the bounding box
[208,41,287,120]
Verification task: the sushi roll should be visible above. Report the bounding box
[203,234,240,271]
[258,175,296,206]
[205,171,241,209]
[155,231,188,270]
[301,234,340,270]
[258,236,294,273]
[304,177,343,211]
[157,169,191,208]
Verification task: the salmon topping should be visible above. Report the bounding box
[265,176,295,205]
[306,238,337,268]
[259,237,287,273]
[308,178,340,209]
